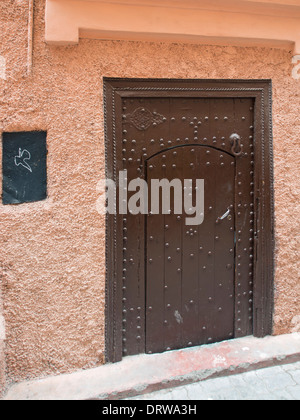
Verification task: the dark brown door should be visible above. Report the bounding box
[104,79,274,363]
[146,146,235,354]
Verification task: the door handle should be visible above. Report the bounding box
[217,208,231,222]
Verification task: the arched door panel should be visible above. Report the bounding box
[146,146,235,354]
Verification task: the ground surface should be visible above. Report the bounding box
[126,362,300,400]
[3,334,300,400]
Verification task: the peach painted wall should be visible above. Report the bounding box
[45,0,300,53]
[0,285,5,396]
[0,0,299,386]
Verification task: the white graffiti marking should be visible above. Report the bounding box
[14,148,33,173]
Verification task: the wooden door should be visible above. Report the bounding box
[104,79,274,363]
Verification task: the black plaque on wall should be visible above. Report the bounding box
[2,131,47,205]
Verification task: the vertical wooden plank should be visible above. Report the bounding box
[145,154,166,355]
[213,150,235,341]
[121,96,147,356]
[209,97,235,342]
[197,145,217,345]
[181,146,201,348]
[145,98,171,354]
[162,147,184,351]
[233,98,255,337]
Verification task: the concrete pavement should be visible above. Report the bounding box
[3,333,300,400]
[126,362,300,400]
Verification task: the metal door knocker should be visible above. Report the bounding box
[230,133,243,157]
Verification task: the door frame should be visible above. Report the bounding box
[103,78,274,363]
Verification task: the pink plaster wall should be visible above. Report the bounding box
[0,0,299,385]
[0,286,5,396]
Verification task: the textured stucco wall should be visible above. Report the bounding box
[0,0,299,385]
[0,286,5,396]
